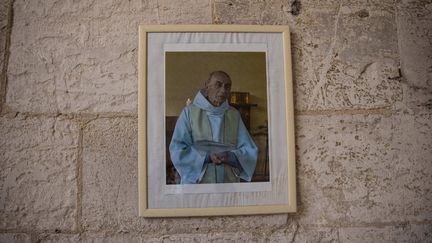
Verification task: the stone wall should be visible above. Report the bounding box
[1,0,431,242]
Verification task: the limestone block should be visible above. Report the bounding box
[294,108,432,225]
[6,18,139,113]
[339,224,432,242]
[0,233,31,243]
[293,10,401,111]
[81,117,288,233]
[81,118,139,231]
[213,0,396,24]
[0,115,79,231]
[12,0,157,20]
[13,0,211,24]
[6,0,212,113]
[214,1,402,111]
[6,0,149,113]
[397,0,432,89]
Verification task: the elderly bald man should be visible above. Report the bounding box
[169,71,258,184]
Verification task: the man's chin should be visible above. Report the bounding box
[217,100,226,105]
[209,97,226,107]
[212,101,223,107]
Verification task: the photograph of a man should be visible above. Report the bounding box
[169,71,258,184]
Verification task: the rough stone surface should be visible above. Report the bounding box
[214,0,402,111]
[392,81,432,116]
[25,224,432,242]
[35,233,81,243]
[339,223,432,242]
[33,228,333,243]
[295,109,432,225]
[81,118,289,233]
[0,0,9,71]
[39,225,432,242]
[397,0,432,89]
[1,0,432,242]
[150,232,258,242]
[214,0,397,18]
[269,225,338,242]
[36,232,260,242]
[81,117,139,231]
[5,0,212,113]
[0,233,31,243]
[395,0,432,113]
[0,115,79,231]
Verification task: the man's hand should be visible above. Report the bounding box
[210,152,228,165]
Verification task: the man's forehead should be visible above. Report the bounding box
[210,74,231,83]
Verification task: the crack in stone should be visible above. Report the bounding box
[296,107,391,116]
[156,0,161,24]
[0,0,14,115]
[357,62,375,79]
[211,0,217,24]
[289,221,300,243]
[75,126,84,233]
[307,0,343,110]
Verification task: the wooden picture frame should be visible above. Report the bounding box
[138,25,296,217]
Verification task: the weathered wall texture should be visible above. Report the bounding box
[0,0,431,242]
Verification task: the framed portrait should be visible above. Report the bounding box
[138,25,296,217]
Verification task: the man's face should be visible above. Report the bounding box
[205,74,232,107]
